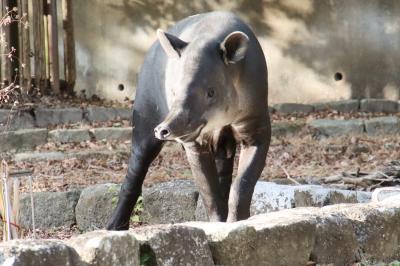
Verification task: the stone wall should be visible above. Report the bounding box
[73,0,400,103]
[4,189,400,265]
[1,99,399,154]
[0,106,133,153]
[16,180,371,231]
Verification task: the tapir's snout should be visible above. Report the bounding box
[154,110,206,142]
[154,124,172,140]
[154,107,194,141]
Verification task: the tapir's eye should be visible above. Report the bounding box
[207,88,215,98]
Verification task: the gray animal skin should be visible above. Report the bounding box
[107,11,271,230]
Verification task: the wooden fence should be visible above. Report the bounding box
[0,0,75,96]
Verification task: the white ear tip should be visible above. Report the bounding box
[156,29,165,38]
[229,31,247,36]
[232,31,249,41]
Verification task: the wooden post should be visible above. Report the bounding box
[18,0,31,95]
[43,2,49,86]
[62,0,75,92]
[0,3,11,88]
[0,4,4,85]
[18,0,23,83]
[8,0,19,84]
[32,0,46,94]
[48,0,59,94]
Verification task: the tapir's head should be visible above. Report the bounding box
[154,29,249,142]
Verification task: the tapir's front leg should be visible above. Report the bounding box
[227,131,270,222]
[184,142,228,221]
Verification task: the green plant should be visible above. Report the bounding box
[130,196,143,223]
[139,244,156,266]
[108,185,120,207]
[140,253,152,266]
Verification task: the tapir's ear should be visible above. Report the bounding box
[220,31,249,64]
[157,29,188,58]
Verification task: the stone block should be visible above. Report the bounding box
[310,212,359,264]
[365,116,400,135]
[49,128,91,143]
[131,224,213,266]
[308,119,365,136]
[323,199,400,262]
[68,230,139,266]
[0,128,48,152]
[114,108,132,121]
[271,121,305,137]
[14,151,66,162]
[90,127,132,141]
[75,183,121,231]
[35,108,83,127]
[372,187,400,202]
[0,109,35,131]
[250,182,371,216]
[187,208,317,266]
[360,99,399,113]
[313,100,360,112]
[19,190,81,229]
[274,103,314,114]
[142,180,199,224]
[85,107,131,122]
[0,240,80,265]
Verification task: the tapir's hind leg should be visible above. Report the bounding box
[214,126,236,221]
[107,110,163,230]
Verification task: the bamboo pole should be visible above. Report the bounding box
[40,0,47,91]
[18,0,31,95]
[0,3,11,88]
[0,179,4,240]
[28,176,35,238]
[48,0,59,94]
[62,0,75,92]
[8,0,19,84]
[32,0,45,94]
[7,178,17,239]
[12,178,20,238]
[18,0,23,83]
[0,35,1,85]
[44,3,49,85]
[0,3,4,85]
[2,161,11,241]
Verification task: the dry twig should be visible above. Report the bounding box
[279,165,301,185]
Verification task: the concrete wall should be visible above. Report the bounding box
[73,0,400,104]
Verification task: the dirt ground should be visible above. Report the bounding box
[10,125,400,193]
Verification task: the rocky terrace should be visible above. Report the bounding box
[1,192,400,265]
[0,99,399,265]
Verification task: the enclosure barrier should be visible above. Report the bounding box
[0,0,75,96]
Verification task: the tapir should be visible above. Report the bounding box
[107,11,271,230]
